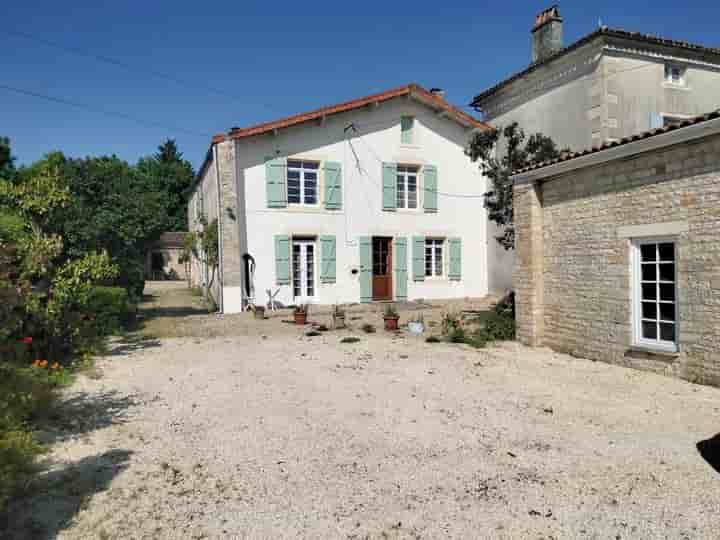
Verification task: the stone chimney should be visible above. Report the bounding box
[532,5,563,63]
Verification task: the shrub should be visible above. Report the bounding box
[0,429,43,509]
[84,286,134,337]
[448,326,466,343]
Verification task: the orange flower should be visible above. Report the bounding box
[39,360,48,368]
[51,362,61,370]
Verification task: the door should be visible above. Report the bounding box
[292,239,316,302]
[372,237,393,301]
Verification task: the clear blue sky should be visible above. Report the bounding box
[2,1,719,170]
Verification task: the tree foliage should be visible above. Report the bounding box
[0,136,15,180]
[467,122,565,249]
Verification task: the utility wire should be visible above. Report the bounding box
[0,82,214,138]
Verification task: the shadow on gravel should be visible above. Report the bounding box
[0,449,133,540]
[105,334,162,357]
[697,434,720,475]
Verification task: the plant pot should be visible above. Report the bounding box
[383,315,399,331]
[333,314,346,330]
[254,306,265,320]
[294,311,307,325]
[408,321,424,335]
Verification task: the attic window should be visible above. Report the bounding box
[664,64,686,86]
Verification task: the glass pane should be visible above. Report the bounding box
[659,263,675,282]
[642,302,657,320]
[658,243,675,262]
[659,283,675,302]
[304,161,319,170]
[641,283,657,300]
[304,172,317,181]
[641,264,656,282]
[435,247,443,276]
[287,160,302,169]
[642,321,658,340]
[287,170,300,179]
[659,302,675,322]
[640,244,656,262]
[660,323,675,342]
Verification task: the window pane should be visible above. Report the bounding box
[435,246,443,276]
[659,302,675,322]
[641,283,656,301]
[641,264,656,281]
[287,170,300,179]
[642,321,658,340]
[642,302,657,320]
[660,323,675,342]
[287,160,302,169]
[658,243,674,262]
[397,175,405,208]
[659,283,675,302]
[304,161,319,170]
[659,263,675,282]
[640,244,656,262]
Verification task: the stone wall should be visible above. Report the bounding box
[514,133,720,386]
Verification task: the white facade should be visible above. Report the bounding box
[189,92,497,313]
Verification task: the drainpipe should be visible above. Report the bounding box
[213,144,224,313]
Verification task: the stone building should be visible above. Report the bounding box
[145,232,189,281]
[512,110,720,386]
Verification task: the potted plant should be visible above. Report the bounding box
[408,312,425,334]
[332,304,346,329]
[294,304,309,325]
[383,304,400,331]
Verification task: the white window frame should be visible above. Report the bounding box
[286,159,321,207]
[631,237,679,353]
[424,237,445,279]
[396,164,420,210]
[664,63,686,87]
[291,237,317,302]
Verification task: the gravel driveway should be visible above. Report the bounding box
[4,286,720,539]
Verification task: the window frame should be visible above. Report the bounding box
[291,236,318,302]
[424,237,446,279]
[286,159,321,207]
[631,237,679,353]
[396,164,421,211]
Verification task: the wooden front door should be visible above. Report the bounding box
[372,237,393,301]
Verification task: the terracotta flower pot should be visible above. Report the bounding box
[294,311,307,325]
[383,315,399,331]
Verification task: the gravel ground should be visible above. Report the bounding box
[4,284,720,539]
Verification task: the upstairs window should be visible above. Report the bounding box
[401,116,415,145]
[633,239,678,352]
[287,160,319,205]
[664,64,686,86]
[396,165,419,209]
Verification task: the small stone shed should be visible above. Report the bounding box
[512,110,720,386]
[145,232,189,281]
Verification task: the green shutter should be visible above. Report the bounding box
[324,161,342,210]
[266,157,287,208]
[359,236,372,303]
[401,116,414,144]
[412,236,425,281]
[320,235,337,283]
[448,238,462,281]
[394,237,408,301]
[423,165,438,213]
[274,235,291,285]
[382,162,397,211]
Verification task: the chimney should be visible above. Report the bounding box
[532,5,563,63]
[429,87,445,99]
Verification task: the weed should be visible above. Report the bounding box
[425,336,441,343]
[305,331,321,337]
[361,323,376,334]
[340,337,361,344]
[316,325,329,332]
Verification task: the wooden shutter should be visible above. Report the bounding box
[266,157,287,208]
[324,161,342,210]
[412,236,425,281]
[359,237,372,303]
[274,235,291,285]
[423,165,438,213]
[394,237,408,301]
[382,162,397,211]
[448,238,462,281]
[320,235,337,283]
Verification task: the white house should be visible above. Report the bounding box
[188,84,500,313]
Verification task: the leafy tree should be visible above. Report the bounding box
[0,136,15,180]
[467,122,565,249]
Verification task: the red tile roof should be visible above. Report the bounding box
[214,83,490,142]
[513,109,720,175]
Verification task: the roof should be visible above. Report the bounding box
[472,27,720,107]
[513,109,720,175]
[213,83,490,143]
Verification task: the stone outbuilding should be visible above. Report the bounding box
[512,110,720,386]
[145,232,189,281]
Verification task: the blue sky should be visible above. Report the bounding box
[2,1,719,170]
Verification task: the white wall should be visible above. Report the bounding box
[232,98,492,309]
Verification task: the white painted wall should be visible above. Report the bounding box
[231,97,492,310]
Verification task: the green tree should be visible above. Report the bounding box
[0,136,15,180]
[467,123,565,249]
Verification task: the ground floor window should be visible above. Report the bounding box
[633,239,678,351]
[425,238,444,278]
[292,238,316,300]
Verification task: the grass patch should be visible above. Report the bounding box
[361,323,376,334]
[340,337,361,344]
[425,336,441,343]
[305,331,322,337]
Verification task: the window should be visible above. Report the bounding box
[287,160,319,205]
[633,239,678,351]
[664,64,686,86]
[396,165,419,209]
[292,238,316,299]
[401,116,414,144]
[425,238,444,278]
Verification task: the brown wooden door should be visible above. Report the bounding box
[372,237,393,301]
